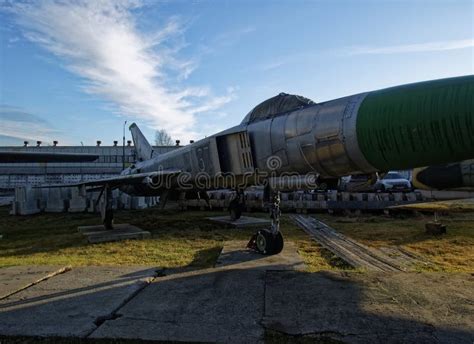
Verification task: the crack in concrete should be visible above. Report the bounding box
[258,270,269,343]
[93,312,123,327]
[268,326,440,342]
[0,266,72,301]
[84,268,162,338]
[267,327,353,342]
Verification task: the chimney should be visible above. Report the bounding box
[23,141,29,147]
[36,141,42,147]
[127,140,132,146]
[175,140,180,146]
[96,140,101,147]
[189,140,195,144]
[53,140,58,146]
[113,140,118,146]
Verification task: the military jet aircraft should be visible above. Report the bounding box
[42,75,474,255]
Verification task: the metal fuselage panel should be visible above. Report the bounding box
[121,93,375,196]
[245,93,375,178]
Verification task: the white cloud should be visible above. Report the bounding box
[345,38,474,55]
[213,26,256,47]
[197,25,256,57]
[0,105,68,144]
[260,60,286,72]
[259,38,474,71]
[8,0,234,141]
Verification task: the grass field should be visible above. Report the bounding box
[1,206,472,272]
[0,206,345,271]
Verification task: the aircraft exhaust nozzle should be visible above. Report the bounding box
[412,159,474,191]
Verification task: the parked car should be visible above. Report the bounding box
[374,172,412,192]
[339,172,412,192]
[339,174,374,192]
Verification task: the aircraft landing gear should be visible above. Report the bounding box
[247,192,284,255]
[229,189,245,220]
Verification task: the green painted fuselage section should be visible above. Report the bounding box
[356,75,474,171]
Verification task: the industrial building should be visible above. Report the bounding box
[0,140,178,191]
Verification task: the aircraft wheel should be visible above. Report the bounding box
[255,230,284,255]
[255,230,271,254]
[272,232,284,255]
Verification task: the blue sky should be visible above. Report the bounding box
[0,0,473,146]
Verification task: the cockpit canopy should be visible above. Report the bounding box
[241,92,316,124]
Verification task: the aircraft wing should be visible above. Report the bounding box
[36,169,182,189]
[0,151,99,163]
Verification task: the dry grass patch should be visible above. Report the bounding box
[0,207,347,272]
[316,212,474,272]
[2,205,471,272]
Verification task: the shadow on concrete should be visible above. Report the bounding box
[215,242,306,272]
[216,247,266,265]
[0,268,158,311]
[0,251,472,343]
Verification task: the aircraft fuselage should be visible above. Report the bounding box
[121,75,474,196]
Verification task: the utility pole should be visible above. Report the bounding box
[122,120,127,170]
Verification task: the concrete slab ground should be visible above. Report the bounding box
[263,271,474,343]
[92,241,303,343]
[91,267,266,343]
[78,224,151,243]
[207,215,271,228]
[0,266,158,337]
[0,259,472,343]
[216,240,305,271]
[0,266,70,300]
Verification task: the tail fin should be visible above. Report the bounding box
[129,123,154,161]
